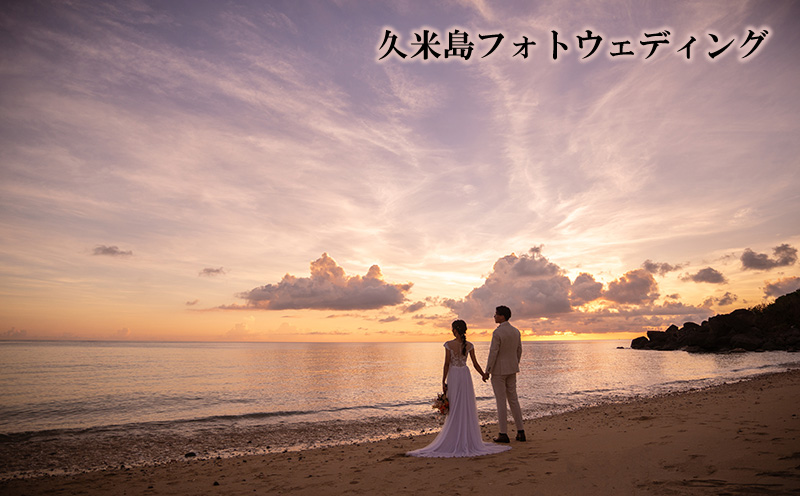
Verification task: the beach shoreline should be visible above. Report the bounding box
[3,368,799,495]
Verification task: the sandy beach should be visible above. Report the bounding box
[3,368,799,495]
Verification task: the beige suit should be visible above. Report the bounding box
[486,321,524,434]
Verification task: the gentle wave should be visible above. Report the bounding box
[0,397,442,439]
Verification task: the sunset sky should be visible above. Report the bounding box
[1,0,798,342]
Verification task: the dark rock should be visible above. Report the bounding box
[787,328,800,347]
[707,311,756,339]
[630,289,800,353]
[731,308,757,324]
[184,452,196,458]
[631,336,650,349]
[683,325,711,349]
[730,332,764,351]
[664,324,680,341]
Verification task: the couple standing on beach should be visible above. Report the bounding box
[407,305,525,458]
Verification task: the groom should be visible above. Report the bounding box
[482,305,525,443]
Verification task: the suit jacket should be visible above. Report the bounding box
[486,321,522,376]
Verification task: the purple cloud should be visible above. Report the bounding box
[570,273,603,306]
[717,292,738,306]
[444,247,573,322]
[642,259,683,276]
[402,301,426,313]
[741,244,797,270]
[602,269,659,304]
[235,253,411,310]
[93,245,133,257]
[702,292,738,307]
[763,277,800,298]
[681,267,728,284]
[200,267,226,277]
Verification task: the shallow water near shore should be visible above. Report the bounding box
[1,340,798,479]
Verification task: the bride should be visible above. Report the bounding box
[407,320,511,458]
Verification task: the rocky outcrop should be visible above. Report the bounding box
[630,289,800,353]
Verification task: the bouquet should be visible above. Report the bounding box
[432,392,449,416]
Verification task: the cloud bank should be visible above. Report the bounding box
[233,253,411,310]
[444,247,718,332]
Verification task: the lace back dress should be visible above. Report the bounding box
[407,342,511,458]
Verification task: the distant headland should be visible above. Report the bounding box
[631,289,800,353]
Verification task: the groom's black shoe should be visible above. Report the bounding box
[515,430,526,442]
[493,433,510,443]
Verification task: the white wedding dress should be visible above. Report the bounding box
[407,342,511,458]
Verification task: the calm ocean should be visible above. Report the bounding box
[1,340,798,477]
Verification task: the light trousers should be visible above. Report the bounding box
[491,373,524,434]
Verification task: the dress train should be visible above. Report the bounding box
[407,345,510,458]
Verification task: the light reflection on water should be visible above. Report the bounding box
[0,340,798,435]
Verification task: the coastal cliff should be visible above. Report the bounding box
[631,289,800,352]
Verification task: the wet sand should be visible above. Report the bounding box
[2,369,799,495]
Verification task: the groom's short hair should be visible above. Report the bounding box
[496,305,511,320]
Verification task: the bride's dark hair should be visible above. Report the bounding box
[452,320,468,356]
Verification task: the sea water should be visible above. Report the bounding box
[1,340,798,477]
